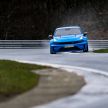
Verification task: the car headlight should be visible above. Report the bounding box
[80,36,83,40]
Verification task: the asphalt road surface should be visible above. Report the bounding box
[0,48,108,108]
[0,48,108,72]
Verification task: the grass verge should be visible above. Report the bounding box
[93,49,108,53]
[0,60,47,99]
[0,60,86,107]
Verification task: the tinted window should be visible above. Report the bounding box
[55,28,81,36]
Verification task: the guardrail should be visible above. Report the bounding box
[0,40,108,50]
[0,40,49,49]
[88,40,108,50]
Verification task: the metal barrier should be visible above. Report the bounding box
[88,40,108,50]
[0,40,49,49]
[0,40,108,50]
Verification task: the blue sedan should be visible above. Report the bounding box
[49,26,88,54]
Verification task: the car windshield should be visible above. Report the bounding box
[55,27,81,36]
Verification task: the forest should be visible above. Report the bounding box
[0,0,108,40]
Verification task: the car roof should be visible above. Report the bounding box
[56,26,80,30]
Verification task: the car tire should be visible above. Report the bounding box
[50,47,56,54]
[83,45,88,52]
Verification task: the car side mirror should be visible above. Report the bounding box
[83,32,88,36]
[48,34,53,39]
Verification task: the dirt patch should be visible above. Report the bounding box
[0,68,85,108]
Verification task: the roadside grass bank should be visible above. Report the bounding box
[0,60,85,108]
[93,49,108,53]
[0,60,47,102]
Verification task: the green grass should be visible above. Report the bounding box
[0,60,47,96]
[93,49,108,53]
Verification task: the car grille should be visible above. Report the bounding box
[54,40,83,45]
[59,46,81,51]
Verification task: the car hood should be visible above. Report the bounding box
[53,34,83,42]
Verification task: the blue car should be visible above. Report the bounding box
[49,26,88,54]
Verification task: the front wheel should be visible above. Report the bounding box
[83,45,88,52]
[50,47,56,54]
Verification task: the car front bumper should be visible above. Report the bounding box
[50,42,88,52]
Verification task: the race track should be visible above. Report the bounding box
[0,48,108,72]
[0,48,108,108]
